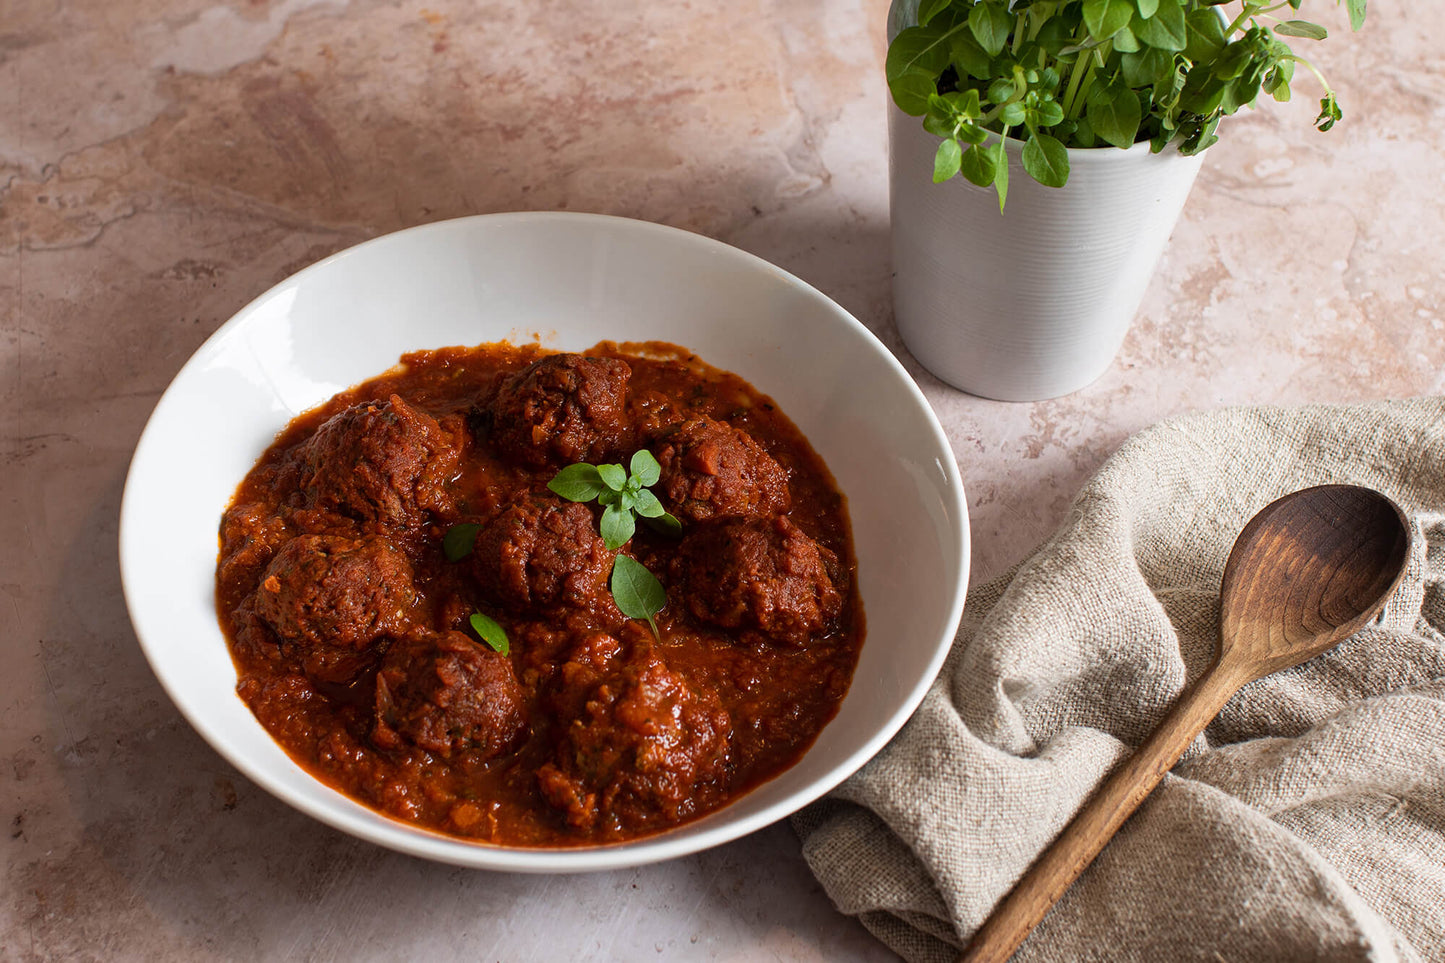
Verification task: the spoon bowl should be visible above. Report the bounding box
[1220,484,1412,680]
[962,484,1412,962]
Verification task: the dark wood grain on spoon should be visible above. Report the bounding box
[961,484,1412,963]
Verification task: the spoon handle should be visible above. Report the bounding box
[960,661,1247,963]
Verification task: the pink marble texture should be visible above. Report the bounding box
[4,1,1440,958]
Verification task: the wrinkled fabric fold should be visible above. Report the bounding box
[795,399,1445,962]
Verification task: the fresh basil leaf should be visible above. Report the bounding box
[599,502,635,550]
[1264,61,1294,102]
[957,121,989,145]
[1082,0,1132,42]
[891,69,943,116]
[597,463,627,492]
[1021,132,1069,188]
[934,137,964,182]
[469,612,509,655]
[958,141,997,187]
[547,463,607,502]
[1183,8,1227,61]
[1136,0,1159,18]
[629,449,662,487]
[1034,98,1066,128]
[887,25,957,81]
[597,487,623,507]
[987,77,1016,104]
[442,522,481,562]
[1088,84,1142,148]
[990,139,1009,211]
[610,554,666,639]
[917,0,953,27]
[948,28,993,80]
[924,101,957,138]
[1274,20,1327,40]
[1135,0,1186,51]
[642,512,683,538]
[1346,0,1365,31]
[631,488,666,518]
[1121,47,1173,89]
[968,1,1013,57]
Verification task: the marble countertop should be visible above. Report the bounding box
[5,1,1442,959]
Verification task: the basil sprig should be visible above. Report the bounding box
[548,450,680,550]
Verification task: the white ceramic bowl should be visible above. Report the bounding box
[119,212,969,872]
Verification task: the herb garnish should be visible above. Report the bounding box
[610,555,667,641]
[468,612,509,655]
[442,522,481,561]
[548,450,680,550]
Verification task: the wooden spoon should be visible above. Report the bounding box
[961,484,1411,963]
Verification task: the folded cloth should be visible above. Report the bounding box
[794,399,1445,962]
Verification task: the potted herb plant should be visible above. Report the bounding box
[885,0,1366,400]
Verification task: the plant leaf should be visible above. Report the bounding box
[958,142,997,187]
[1136,0,1159,18]
[442,522,482,561]
[469,612,510,655]
[547,463,608,502]
[597,463,627,492]
[1034,98,1066,128]
[1346,0,1366,31]
[890,68,943,116]
[1274,20,1327,40]
[968,1,1014,57]
[1087,84,1142,148]
[1183,8,1227,62]
[1082,0,1132,42]
[631,488,666,519]
[887,25,956,79]
[610,554,666,638]
[1135,0,1186,51]
[1315,91,1342,131]
[600,502,635,550]
[934,137,963,182]
[991,139,1009,211]
[917,0,953,26]
[1121,46,1173,89]
[1021,132,1069,187]
[642,512,683,538]
[948,28,993,80]
[629,449,662,487]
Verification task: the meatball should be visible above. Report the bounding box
[254,534,416,683]
[470,498,614,614]
[490,354,631,468]
[671,516,842,645]
[291,394,461,527]
[372,631,527,761]
[217,501,290,591]
[652,417,790,523]
[536,652,732,834]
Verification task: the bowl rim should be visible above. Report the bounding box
[118,211,970,872]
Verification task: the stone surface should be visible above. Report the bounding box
[3,1,1441,959]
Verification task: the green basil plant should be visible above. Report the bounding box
[887,0,1366,208]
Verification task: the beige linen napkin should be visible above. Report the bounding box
[796,399,1445,962]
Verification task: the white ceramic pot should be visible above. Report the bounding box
[886,5,1206,401]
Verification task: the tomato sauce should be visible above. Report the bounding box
[216,341,862,845]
